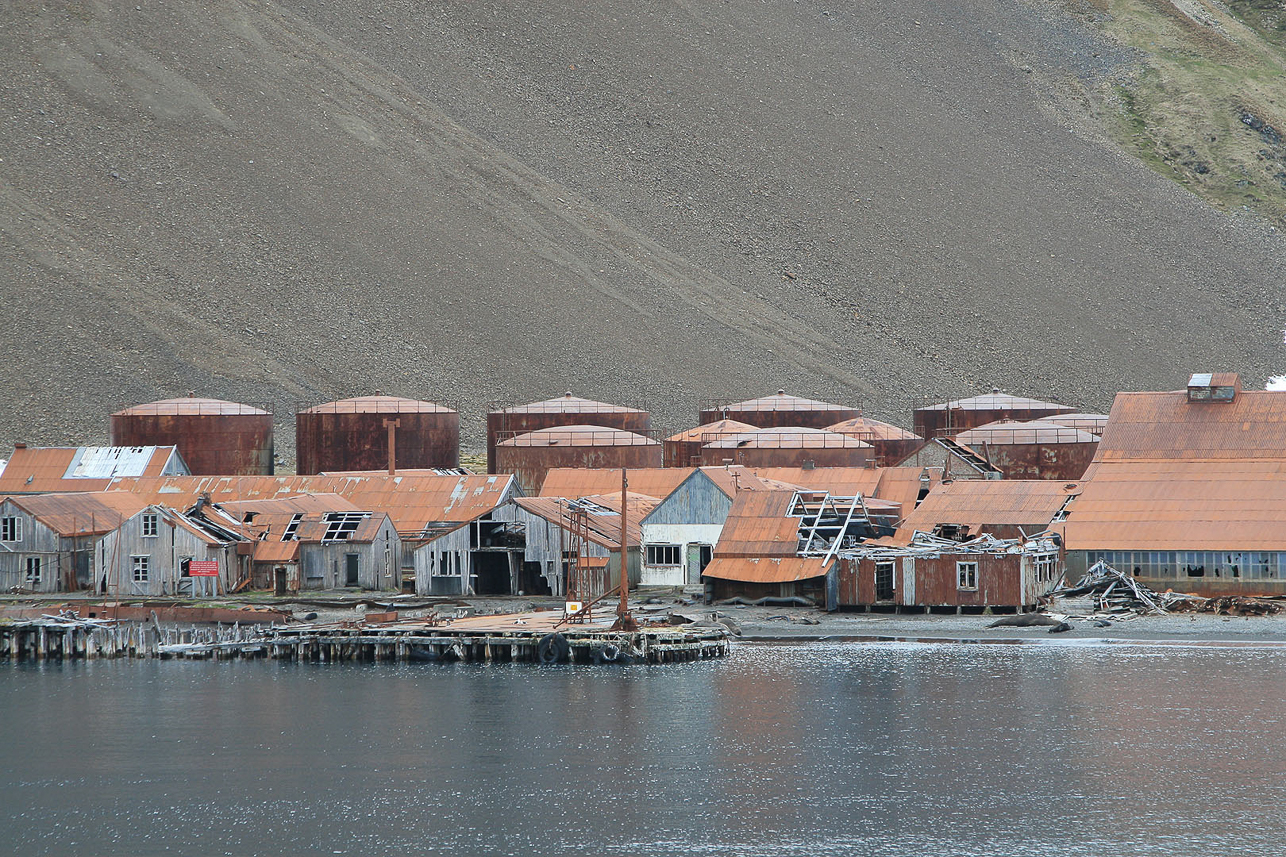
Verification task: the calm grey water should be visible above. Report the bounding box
[3,640,1285,857]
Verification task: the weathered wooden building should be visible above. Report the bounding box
[837,533,1062,612]
[0,493,150,592]
[97,505,244,597]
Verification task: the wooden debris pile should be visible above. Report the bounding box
[1050,561,1188,615]
[1168,595,1285,617]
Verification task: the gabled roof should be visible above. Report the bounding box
[713,490,801,557]
[513,492,658,549]
[0,445,186,494]
[892,480,1079,545]
[5,492,152,536]
[1094,389,1286,462]
[103,473,515,537]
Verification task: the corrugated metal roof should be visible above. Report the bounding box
[253,540,300,563]
[955,420,1099,445]
[0,446,183,494]
[513,492,657,548]
[104,473,515,537]
[301,396,455,414]
[719,392,851,412]
[713,490,801,557]
[218,494,359,516]
[1095,390,1286,461]
[6,492,152,536]
[826,417,922,441]
[1061,460,1286,550]
[665,419,757,442]
[113,397,269,416]
[746,467,883,497]
[874,467,939,513]
[498,425,658,447]
[1035,413,1110,435]
[919,393,1073,412]
[538,467,693,499]
[703,427,872,450]
[497,394,644,415]
[702,556,829,583]
[893,479,1079,544]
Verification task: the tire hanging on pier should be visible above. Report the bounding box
[593,643,620,665]
[537,633,570,664]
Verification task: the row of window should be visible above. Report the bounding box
[2,514,162,543]
[646,544,683,567]
[1082,551,1285,580]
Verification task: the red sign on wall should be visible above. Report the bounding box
[188,560,219,577]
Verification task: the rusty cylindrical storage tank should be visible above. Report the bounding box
[295,395,460,475]
[494,425,663,495]
[1035,412,1110,437]
[486,393,650,473]
[696,427,873,468]
[699,391,859,430]
[913,390,1075,440]
[663,419,757,468]
[954,420,1099,480]
[825,416,926,467]
[110,396,274,475]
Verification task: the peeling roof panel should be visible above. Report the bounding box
[0,446,184,494]
[894,480,1079,545]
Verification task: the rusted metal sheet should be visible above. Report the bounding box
[494,426,662,495]
[3,492,151,536]
[841,554,1026,608]
[894,480,1079,545]
[1035,413,1110,436]
[1096,388,1286,462]
[296,396,460,475]
[914,392,1075,439]
[825,417,926,466]
[663,419,757,467]
[697,428,874,468]
[539,467,693,500]
[111,397,273,476]
[712,490,801,557]
[0,445,185,494]
[955,421,1099,480]
[485,394,651,474]
[699,391,859,429]
[702,556,828,583]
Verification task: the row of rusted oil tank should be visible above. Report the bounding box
[107,390,1107,492]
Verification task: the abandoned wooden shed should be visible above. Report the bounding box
[97,504,243,597]
[0,492,151,592]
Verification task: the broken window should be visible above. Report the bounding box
[141,513,159,537]
[1033,553,1056,582]
[1,517,20,542]
[322,512,371,542]
[646,544,682,566]
[282,513,303,541]
[24,556,41,585]
[132,555,150,583]
[957,561,978,590]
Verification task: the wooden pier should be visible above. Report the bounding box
[0,609,730,665]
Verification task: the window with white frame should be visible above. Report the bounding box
[132,555,151,583]
[1034,553,1057,582]
[141,513,159,537]
[1,517,20,542]
[957,561,978,590]
[646,544,682,566]
[24,556,41,585]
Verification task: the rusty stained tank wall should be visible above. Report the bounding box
[494,425,663,494]
[914,392,1076,440]
[295,396,460,475]
[699,391,859,430]
[110,397,273,475]
[696,428,874,469]
[663,418,757,468]
[825,417,926,467]
[955,421,1099,480]
[486,394,651,474]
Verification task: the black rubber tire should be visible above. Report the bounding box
[537,633,570,664]
[593,644,620,664]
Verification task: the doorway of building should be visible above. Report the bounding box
[688,544,714,584]
[345,554,360,587]
[474,552,512,595]
[875,561,895,601]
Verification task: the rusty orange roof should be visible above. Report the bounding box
[301,396,455,414]
[113,397,268,416]
[0,445,185,494]
[217,494,360,517]
[665,419,758,443]
[893,479,1079,544]
[513,492,657,548]
[717,392,853,412]
[5,491,152,536]
[703,427,871,450]
[538,468,694,500]
[253,540,301,564]
[104,473,515,537]
[826,416,922,441]
[714,490,801,557]
[702,556,829,583]
[919,393,1074,412]
[1061,460,1286,551]
[956,420,1099,446]
[1094,389,1286,462]
[746,467,882,497]
[873,467,940,512]
[498,425,658,447]
[497,394,644,415]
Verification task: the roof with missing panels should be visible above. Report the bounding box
[513,492,658,548]
[0,446,184,494]
[893,480,1079,545]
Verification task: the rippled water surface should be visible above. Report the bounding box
[3,641,1285,856]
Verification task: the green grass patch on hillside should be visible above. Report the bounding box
[1085,0,1286,225]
